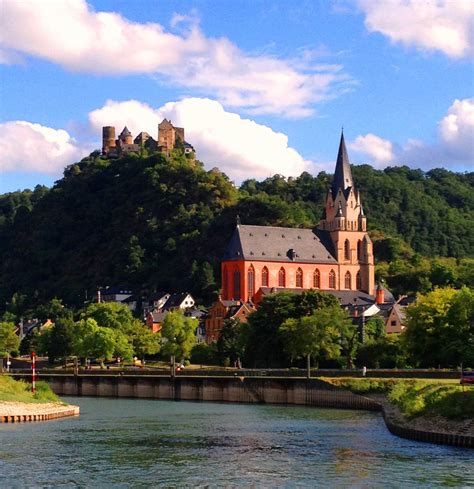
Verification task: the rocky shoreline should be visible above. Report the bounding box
[0,401,80,422]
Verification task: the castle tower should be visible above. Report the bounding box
[318,131,375,294]
[102,126,116,155]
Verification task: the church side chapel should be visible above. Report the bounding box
[221,132,376,303]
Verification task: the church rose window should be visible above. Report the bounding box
[233,270,241,300]
[329,270,336,289]
[262,267,269,287]
[247,266,255,299]
[313,269,320,288]
[279,268,286,287]
[345,271,352,289]
[296,268,303,287]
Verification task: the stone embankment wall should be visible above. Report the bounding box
[41,374,380,412]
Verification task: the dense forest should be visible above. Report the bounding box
[0,150,473,314]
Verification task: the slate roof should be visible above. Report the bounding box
[102,286,133,296]
[149,311,168,323]
[332,131,354,199]
[257,287,376,306]
[223,225,337,263]
[163,292,193,309]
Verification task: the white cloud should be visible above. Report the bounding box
[349,133,395,167]
[357,0,474,58]
[350,98,474,170]
[88,98,311,182]
[0,0,353,117]
[0,121,89,174]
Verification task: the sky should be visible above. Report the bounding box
[0,0,473,193]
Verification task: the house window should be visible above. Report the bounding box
[329,270,336,289]
[391,320,397,326]
[313,269,320,289]
[357,240,362,261]
[233,270,241,300]
[261,266,269,287]
[296,268,303,287]
[278,267,286,287]
[345,271,352,289]
[356,271,362,289]
[247,265,255,299]
[344,239,350,261]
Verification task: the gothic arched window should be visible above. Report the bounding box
[261,266,269,287]
[278,267,286,287]
[329,270,336,289]
[356,271,362,290]
[313,269,320,289]
[357,240,362,261]
[296,268,303,288]
[233,270,241,300]
[345,271,352,289]
[247,265,255,299]
[344,239,350,261]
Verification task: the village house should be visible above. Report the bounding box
[205,297,256,343]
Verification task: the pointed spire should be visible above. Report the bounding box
[331,130,354,199]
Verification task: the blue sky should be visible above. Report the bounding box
[0,0,473,193]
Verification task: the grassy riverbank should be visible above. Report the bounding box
[0,375,61,404]
[325,378,473,420]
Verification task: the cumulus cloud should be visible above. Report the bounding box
[350,98,474,170]
[0,121,89,174]
[0,0,353,117]
[88,98,311,181]
[349,133,395,168]
[357,0,474,58]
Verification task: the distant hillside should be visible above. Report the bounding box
[0,152,473,310]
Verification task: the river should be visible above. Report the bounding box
[0,397,473,487]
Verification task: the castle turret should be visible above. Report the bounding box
[119,126,133,145]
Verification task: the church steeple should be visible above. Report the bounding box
[331,130,354,199]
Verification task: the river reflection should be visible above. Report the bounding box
[0,397,473,487]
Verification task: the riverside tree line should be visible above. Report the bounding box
[1,286,472,370]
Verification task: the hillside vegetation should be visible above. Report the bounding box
[0,152,473,311]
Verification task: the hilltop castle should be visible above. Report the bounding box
[102,119,195,158]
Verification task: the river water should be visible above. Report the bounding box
[0,397,473,488]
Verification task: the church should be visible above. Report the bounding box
[220,132,375,302]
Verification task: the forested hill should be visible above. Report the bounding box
[0,151,473,310]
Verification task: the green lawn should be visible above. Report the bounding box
[0,375,61,404]
[325,377,473,420]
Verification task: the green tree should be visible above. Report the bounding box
[217,318,244,366]
[42,318,75,363]
[161,310,198,362]
[0,322,20,357]
[82,302,134,332]
[280,307,352,368]
[356,335,407,368]
[403,287,474,367]
[128,320,161,360]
